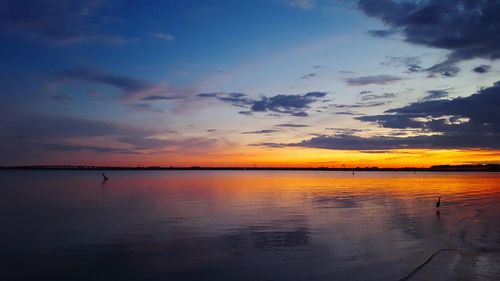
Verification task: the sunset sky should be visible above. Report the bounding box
[1,0,499,167]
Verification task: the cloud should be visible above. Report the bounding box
[333,111,364,115]
[56,68,151,97]
[367,29,398,38]
[242,129,279,134]
[472,64,491,74]
[332,101,391,109]
[359,0,500,76]
[346,75,403,86]
[354,81,500,147]
[0,112,220,163]
[301,73,316,79]
[141,95,183,101]
[419,90,449,102]
[259,81,500,150]
[381,56,423,73]
[426,61,460,77]
[126,103,164,114]
[326,128,365,135]
[149,32,175,41]
[52,94,73,105]
[360,92,397,101]
[275,123,310,128]
[0,0,133,45]
[285,0,316,10]
[199,91,327,117]
[55,68,192,101]
[43,143,143,154]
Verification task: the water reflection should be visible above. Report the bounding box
[0,171,499,280]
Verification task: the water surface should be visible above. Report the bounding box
[1,171,499,280]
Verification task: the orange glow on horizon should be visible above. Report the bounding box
[45,146,500,168]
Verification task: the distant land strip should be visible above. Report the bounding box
[0,164,499,172]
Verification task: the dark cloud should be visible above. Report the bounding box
[359,0,500,76]
[275,123,310,128]
[301,73,316,79]
[201,91,327,117]
[346,75,403,86]
[242,129,279,134]
[0,0,132,44]
[359,90,372,95]
[426,61,460,77]
[367,29,398,38]
[332,101,391,109]
[326,128,366,135]
[333,111,364,115]
[197,93,218,97]
[141,95,182,101]
[238,110,253,116]
[206,129,217,132]
[354,81,500,148]
[55,68,189,102]
[258,81,500,150]
[56,68,152,98]
[419,90,449,101]
[472,64,492,74]
[360,92,397,101]
[248,142,286,148]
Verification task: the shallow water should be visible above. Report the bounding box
[1,171,499,281]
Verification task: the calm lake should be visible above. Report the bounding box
[1,171,499,280]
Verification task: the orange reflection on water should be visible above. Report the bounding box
[2,170,500,280]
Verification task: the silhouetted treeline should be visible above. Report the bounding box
[1,164,499,172]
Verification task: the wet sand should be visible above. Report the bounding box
[403,200,500,281]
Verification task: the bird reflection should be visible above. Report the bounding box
[435,197,441,218]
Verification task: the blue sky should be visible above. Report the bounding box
[1,0,499,166]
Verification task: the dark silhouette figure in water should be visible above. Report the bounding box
[436,197,441,208]
[352,171,355,175]
[102,173,109,181]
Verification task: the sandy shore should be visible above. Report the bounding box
[400,201,500,281]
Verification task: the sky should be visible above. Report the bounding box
[1,0,499,167]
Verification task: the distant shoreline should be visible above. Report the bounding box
[1,164,499,172]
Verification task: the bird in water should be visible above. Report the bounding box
[102,173,109,181]
[436,197,441,208]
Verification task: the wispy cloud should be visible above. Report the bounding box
[360,93,397,101]
[284,0,316,10]
[149,32,175,41]
[419,90,448,102]
[54,68,195,102]
[275,123,310,128]
[301,73,316,79]
[242,129,280,134]
[346,75,403,86]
